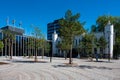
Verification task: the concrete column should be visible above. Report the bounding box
[105,21,114,58]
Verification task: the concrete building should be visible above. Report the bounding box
[52,21,114,58]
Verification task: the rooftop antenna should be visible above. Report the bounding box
[19,21,22,28]
[12,19,16,27]
[6,17,9,26]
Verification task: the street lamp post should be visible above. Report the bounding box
[107,31,110,62]
[48,40,52,62]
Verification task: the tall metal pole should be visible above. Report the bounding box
[15,35,16,56]
[23,36,24,56]
[9,39,10,57]
[25,37,27,56]
[50,41,52,62]
[28,37,29,56]
[1,32,3,56]
[18,35,19,56]
[108,31,110,62]
[34,38,35,56]
[5,39,7,57]
[20,36,22,56]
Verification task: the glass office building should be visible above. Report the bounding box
[0,26,44,56]
[47,19,61,40]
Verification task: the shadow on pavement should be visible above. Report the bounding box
[52,64,113,70]
[12,60,48,63]
[52,63,78,68]
[85,60,113,63]
[78,65,112,70]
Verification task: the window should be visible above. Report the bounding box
[0,33,3,40]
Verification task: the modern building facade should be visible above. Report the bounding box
[52,21,114,58]
[47,19,61,40]
[0,25,50,56]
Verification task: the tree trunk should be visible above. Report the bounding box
[78,53,80,59]
[35,48,37,62]
[34,39,37,62]
[9,39,10,58]
[5,39,7,57]
[50,50,52,62]
[95,48,98,62]
[64,50,67,60]
[69,36,73,64]
[42,48,44,59]
[103,48,104,59]
[10,40,13,59]
[69,44,72,64]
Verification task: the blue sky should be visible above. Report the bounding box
[0,0,120,39]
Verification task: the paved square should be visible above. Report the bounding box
[0,57,120,80]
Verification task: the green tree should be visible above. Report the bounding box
[96,15,117,32]
[91,25,97,32]
[39,36,46,59]
[56,39,70,60]
[113,34,120,59]
[114,18,120,59]
[93,37,100,61]
[114,35,120,59]
[81,33,94,58]
[75,42,82,59]
[31,26,43,62]
[0,40,4,52]
[98,36,107,58]
[59,10,85,64]
[3,30,15,59]
[25,36,35,58]
[44,41,51,56]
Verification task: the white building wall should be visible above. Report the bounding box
[52,21,114,58]
[73,33,85,48]
[104,21,114,58]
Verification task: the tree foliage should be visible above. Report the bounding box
[91,25,97,32]
[59,10,85,64]
[0,40,4,51]
[98,36,107,49]
[56,39,70,59]
[31,25,44,61]
[96,15,117,32]
[44,42,51,55]
[80,33,94,57]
